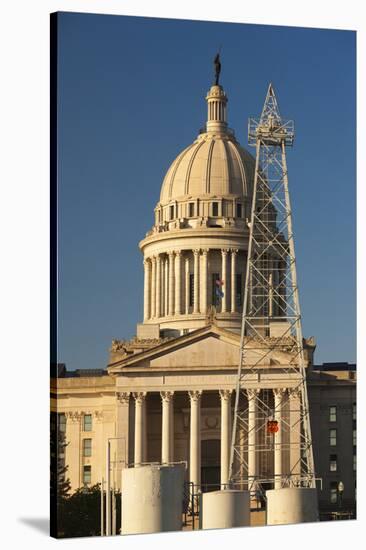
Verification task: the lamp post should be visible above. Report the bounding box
[338,481,344,509]
[104,437,126,537]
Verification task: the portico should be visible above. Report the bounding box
[109,324,304,491]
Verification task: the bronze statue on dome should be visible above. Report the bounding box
[214,53,221,85]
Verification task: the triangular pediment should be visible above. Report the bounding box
[108,324,295,374]
[150,333,239,369]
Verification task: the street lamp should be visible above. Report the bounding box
[338,481,344,508]
[104,437,126,537]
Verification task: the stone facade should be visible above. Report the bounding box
[51,356,356,516]
[51,79,356,518]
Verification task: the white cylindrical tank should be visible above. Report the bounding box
[121,464,185,535]
[266,488,319,525]
[201,490,250,530]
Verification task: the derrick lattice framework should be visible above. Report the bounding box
[228,84,316,493]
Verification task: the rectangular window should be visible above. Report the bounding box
[189,274,194,307]
[353,402,356,421]
[329,428,337,446]
[236,273,242,307]
[236,203,242,218]
[189,203,194,217]
[329,406,337,422]
[353,428,356,447]
[330,481,338,504]
[83,438,92,457]
[212,202,218,216]
[83,414,92,432]
[169,205,174,220]
[58,413,66,432]
[329,454,337,472]
[83,465,91,485]
[353,454,356,471]
[212,273,220,305]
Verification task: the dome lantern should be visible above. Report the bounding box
[206,84,228,134]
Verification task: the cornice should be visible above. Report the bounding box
[139,227,249,250]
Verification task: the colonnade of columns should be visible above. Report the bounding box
[127,386,301,489]
[246,387,301,490]
[143,248,240,321]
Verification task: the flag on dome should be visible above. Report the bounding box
[215,279,224,299]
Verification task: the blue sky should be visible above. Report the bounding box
[57,12,356,370]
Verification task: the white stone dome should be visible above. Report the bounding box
[159,132,255,204]
[139,81,255,335]
[159,84,255,205]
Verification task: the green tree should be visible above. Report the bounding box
[58,484,121,538]
[50,413,71,499]
[50,412,71,537]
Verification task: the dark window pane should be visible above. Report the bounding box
[83,438,92,457]
[236,273,242,307]
[212,273,220,305]
[84,414,92,431]
[58,413,66,432]
[83,465,91,484]
[329,406,337,422]
[189,274,194,307]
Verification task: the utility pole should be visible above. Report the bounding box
[105,441,111,536]
[100,477,104,536]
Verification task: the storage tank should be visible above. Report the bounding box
[266,488,319,525]
[121,464,185,535]
[201,490,250,530]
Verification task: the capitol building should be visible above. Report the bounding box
[51,74,356,522]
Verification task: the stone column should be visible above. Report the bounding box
[193,249,200,314]
[231,249,238,313]
[142,395,147,463]
[201,249,208,314]
[143,259,151,321]
[151,257,156,319]
[174,251,182,315]
[278,259,287,316]
[185,256,190,314]
[221,249,228,313]
[170,394,175,462]
[133,392,147,466]
[268,259,273,318]
[273,259,279,317]
[155,255,161,318]
[289,388,302,483]
[239,424,246,491]
[168,252,175,316]
[247,389,259,491]
[219,390,232,487]
[273,388,286,489]
[160,391,174,463]
[189,390,202,488]
[164,257,169,316]
[116,393,130,481]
